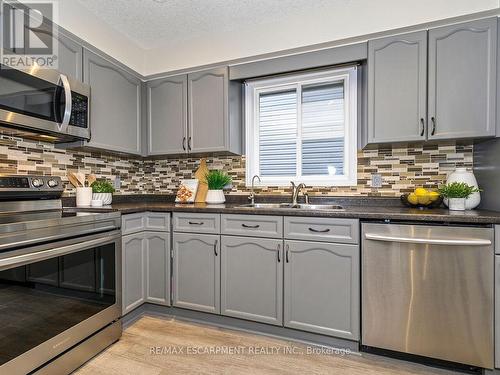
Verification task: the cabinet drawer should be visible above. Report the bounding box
[121,213,146,235]
[173,213,220,234]
[222,214,283,238]
[284,217,359,244]
[145,212,170,232]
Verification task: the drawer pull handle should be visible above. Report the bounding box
[188,221,204,225]
[242,223,260,229]
[309,227,330,233]
[214,239,218,256]
[277,243,281,263]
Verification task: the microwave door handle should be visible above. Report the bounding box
[58,74,72,131]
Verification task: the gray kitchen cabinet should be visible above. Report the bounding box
[55,32,83,81]
[428,18,497,140]
[284,240,359,340]
[221,236,283,325]
[144,232,170,306]
[122,231,170,314]
[172,232,220,314]
[83,48,142,154]
[496,255,500,368]
[122,233,145,314]
[188,67,242,154]
[367,31,427,143]
[147,75,188,155]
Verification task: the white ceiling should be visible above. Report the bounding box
[75,0,334,50]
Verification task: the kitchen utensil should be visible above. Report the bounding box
[87,174,97,187]
[68,173,82,188]
[75,172,86,188]
[194,158,209,203]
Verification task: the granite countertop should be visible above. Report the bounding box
[76,199,500,224]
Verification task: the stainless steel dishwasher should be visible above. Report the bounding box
[361,222,494,369]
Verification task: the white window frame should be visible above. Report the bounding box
[245,66,358,187]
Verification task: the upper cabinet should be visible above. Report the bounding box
[428,18,497,140]
[147,75,187,155]
[146,67,242,156]
[55,32,83,81]
[366,18,497,146]
[368,31,427,143]
[83,49,143,155]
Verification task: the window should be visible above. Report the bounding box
[245,67,357,187]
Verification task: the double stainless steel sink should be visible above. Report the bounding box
[238,203,344,210]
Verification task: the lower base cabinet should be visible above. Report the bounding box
[284,240,359,340]
[221,236,283,325]
[122,232,170,315]
[172,232,220,313]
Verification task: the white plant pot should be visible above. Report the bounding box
[92,192,113,205]
[205,190,225,204]
[448,198,466,211]
[444,167,480,209]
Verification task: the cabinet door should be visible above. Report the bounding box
[428,18,497,140]
[56,32,83,81]
[144,232,170,306]
[496,256,500,368]
[147,75,187,155]
[284,240,359,340]
[84,49,142,154]
[122,233,145,314]
[221,236,283,325]
[172,233,220,313]
[188,67,228,153]
[367,31,427,143]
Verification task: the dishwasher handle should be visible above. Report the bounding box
[364,233,491,246]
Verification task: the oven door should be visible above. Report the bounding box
[0,65,90,140]
[0,230,121,375]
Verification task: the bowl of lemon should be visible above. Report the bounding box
[401,188,443,209]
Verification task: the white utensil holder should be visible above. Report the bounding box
[76,187,92,207]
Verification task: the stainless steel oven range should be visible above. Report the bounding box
[0,175,121,375]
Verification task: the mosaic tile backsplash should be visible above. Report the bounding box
[0,135,473,197]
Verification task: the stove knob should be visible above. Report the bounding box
[47,179,59,188]
[32,178,44,188]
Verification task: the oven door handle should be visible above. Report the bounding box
[58,74,72,132]
[0,233,118,270]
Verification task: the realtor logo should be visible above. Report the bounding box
[1,0,58,69]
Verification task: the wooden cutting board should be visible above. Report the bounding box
[194,158,209,203]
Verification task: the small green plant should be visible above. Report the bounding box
[91,180,115,193]
[205,170,232,190]
[438,182,480,199]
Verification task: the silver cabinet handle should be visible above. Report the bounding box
[214,239,218,256]
[188,137,192,151]
[364,233,491,246]
[419,118,425,137]
[188,221,204,225]
[59,74,72,131]
[182,137,186,151]
[285,244,290,263]
[309,227,330,233]
[242,223,260,229]
[277,243,281,262]
[431,116,436,136]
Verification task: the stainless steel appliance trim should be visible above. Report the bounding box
[59,74,72,131]
[0,232,119,270]
[0,199,62,212]
[0,230,122,375]
[364,233,492,246]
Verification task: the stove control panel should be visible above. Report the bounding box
[0,176,63,192]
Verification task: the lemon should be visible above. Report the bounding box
[414,187,428,196]
[428,191,440,202]
[407,193,419,205]
[417,195,431,205]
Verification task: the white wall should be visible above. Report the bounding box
[55,0,500,76]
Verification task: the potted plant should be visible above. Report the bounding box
[438,182,481,211]
[205,170,231,204]
[91,180,115,205]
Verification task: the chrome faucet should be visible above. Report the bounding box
[290,181,306,206]
[248,175,261,205]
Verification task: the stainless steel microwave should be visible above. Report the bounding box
[0,65,90,142]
